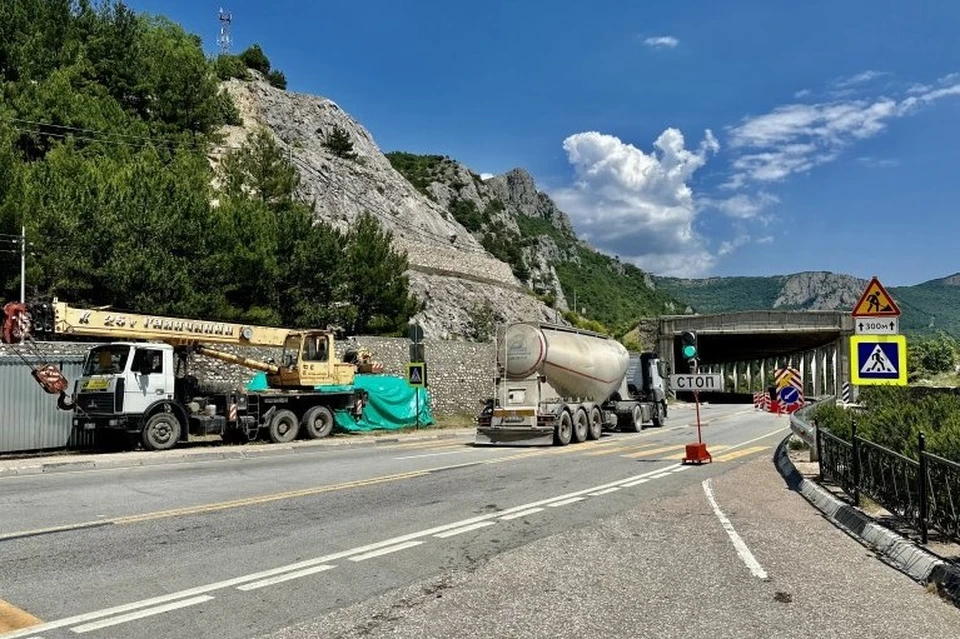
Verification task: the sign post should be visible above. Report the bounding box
[408,323,425,428]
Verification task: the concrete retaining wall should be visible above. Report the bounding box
[0,336,496,417]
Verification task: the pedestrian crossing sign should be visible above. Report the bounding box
[407,362,426,388]
[850,335,907,386]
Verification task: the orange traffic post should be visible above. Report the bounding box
[682,388,712,465]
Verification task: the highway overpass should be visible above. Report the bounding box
[656,310,855,400]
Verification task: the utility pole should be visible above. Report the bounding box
[20,225,25,303]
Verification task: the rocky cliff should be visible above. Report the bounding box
[772,272,867,309]
[212,74,558,339]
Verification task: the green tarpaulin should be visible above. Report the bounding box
[245,372,434,432]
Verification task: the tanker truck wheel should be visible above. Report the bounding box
[572,408,589,443]
[627,405,643,433]
[587,406,603,440]
[652,401,666,428]
[554,411,573,446]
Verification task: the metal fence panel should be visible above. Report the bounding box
[0,355,88,453]
[925,452,960,542]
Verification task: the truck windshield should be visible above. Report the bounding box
[82,345,131,376]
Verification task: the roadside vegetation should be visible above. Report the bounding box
[0,0,418,336]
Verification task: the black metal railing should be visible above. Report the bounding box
[817,421,960,545]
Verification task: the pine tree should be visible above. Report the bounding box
[322,125,357,160]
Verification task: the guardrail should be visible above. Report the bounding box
[816,420,960,545]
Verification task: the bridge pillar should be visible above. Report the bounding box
[745,359,752,393]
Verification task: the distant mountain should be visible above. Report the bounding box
[655,271,960,337]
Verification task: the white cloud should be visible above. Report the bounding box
[718,233,750,256]
[549,128,719,277]
[701,192,779,219]
[480,172,495,180]
[794,89,812,99]
[643,36,679,49]
[756,235,774,244]
[833,70,889,88]
[723,73,960,188]
[858,156,901,168]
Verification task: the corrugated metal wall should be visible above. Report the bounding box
[0,355,94,453]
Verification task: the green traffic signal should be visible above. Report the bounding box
[680,330,698,361]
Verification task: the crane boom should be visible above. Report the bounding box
[27,299,301,347]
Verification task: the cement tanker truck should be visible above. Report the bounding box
[475,322,668,446]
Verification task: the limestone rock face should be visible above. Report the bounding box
[214,74,558,338]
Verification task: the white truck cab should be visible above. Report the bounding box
[73,342,176,430]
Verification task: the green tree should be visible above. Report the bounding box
[239,43,271,75]
[339,212,420,335]
[322,125,357,160]
[267,69,287,90]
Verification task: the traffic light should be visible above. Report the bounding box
[680,330,698,363]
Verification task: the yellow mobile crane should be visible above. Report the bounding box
[2,299,382,451]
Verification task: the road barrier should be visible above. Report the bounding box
[816,420,960,546]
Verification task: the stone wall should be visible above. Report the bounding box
[0,336,497,417]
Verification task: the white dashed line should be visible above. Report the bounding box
[588,487,622,496]
[348,540,425,562]
[70,595,215,633]
[702,478,768,580]
[434,521,498,538]
[236,565,336,591]
[548,496,586,507]
[500,507,544,521]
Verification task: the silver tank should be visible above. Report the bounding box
[503,323,629,401]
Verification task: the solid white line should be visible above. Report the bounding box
[236,565,336,591]
[70,595,214,633]
[621,477,651,487]
[3,429,789,639]
[348,540,424,562]
[548,497,586,507]
[670,466,689,473]
[433,521,497,538]
[649,472,672,480]
[589,487,621,496]
[499,507,544,521]
[702,478,768,580]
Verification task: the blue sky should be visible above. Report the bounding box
[128,0,960,284]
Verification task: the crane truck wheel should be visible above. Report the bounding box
[572,407,589,443]
[554,410,573,446]
[587,406,603,440]
[141,413,182,451]
[269,409,300,443]
[302,405,335,439]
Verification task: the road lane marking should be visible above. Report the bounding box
[547,497,586,507]
[713,446,770,462]
[702,478,768,580]
[0,427,789,639]
[499,507,544,521]
[433,522,497,538]
[0,600,42,633]
[621,444,687,459]
[588,487,621,496]
[348,541,424,561]
[69,595,214,634]
[582,442,659,457]
[236,565,336,591]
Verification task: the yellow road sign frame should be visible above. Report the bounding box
[850,334,907,386]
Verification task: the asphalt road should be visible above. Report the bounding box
[2,402,951,639]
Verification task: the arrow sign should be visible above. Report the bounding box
[854,317,900,335]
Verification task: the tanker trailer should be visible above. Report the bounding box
[475,322,668,446]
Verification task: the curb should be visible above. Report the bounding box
[0,428,477,477]
[774,434,960,607]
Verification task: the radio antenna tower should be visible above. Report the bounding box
[218,8,232,54]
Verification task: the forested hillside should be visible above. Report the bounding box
[0,0,418,335]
